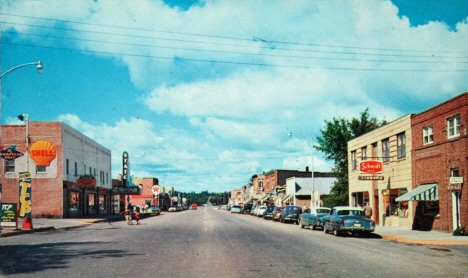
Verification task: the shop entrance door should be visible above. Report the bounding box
[452,191,461,230]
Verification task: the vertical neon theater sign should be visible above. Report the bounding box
[122,151,129,187]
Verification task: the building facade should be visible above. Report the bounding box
[1,122,112,218]
[408,93,468,232]
[348,115,413,228]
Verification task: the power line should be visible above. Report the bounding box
[3,31,467,65]
[3,41,467,72]
[2,12,466,55]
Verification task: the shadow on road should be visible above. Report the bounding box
[0,241,138,275]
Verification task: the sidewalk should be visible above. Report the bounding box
[0,214,130,238]
[2,216,468,245]
[374,225,468,246]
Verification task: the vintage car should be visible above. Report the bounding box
[263,205,276,219]
[279,205,302,224]
[230,205,242,214]
[255,205,268,217]
[298,207,331,230]
[146,205,161,215]
[271,207,284,221]
[322,206,375,236]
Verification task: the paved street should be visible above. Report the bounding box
[1,207,468,278]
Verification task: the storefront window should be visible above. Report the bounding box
[69,192,80,216]
[385,188,407,217]
[423,201,439,216]
[87,194,96,215]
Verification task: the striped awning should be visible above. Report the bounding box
[395,184,438,202]
[282,194,292,202]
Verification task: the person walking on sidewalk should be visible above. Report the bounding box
[133,209,141,225]
[364,203,373,219]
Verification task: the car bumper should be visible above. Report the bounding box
[339,226,375,232]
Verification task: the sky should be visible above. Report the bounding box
[1,0,467,193]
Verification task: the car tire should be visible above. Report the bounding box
[323,225,328,234]
[299,220,304,228]
[333,229,340,237]
[311,224,316,230]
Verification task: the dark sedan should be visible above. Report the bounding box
[279,205,302,224]
[262,205,276,219]
[322,206,375,237]
[272,207,284,221]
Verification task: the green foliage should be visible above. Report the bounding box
[453,226,468,236]
[174,190,230,206]
[315,108,386,207]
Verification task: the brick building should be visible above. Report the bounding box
[1,122,112,218]
[406,93,468,232]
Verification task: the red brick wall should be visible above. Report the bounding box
[412,93,468,232]
[1,122,64,217]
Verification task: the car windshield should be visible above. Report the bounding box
[317,209,330,214]
[292,207,301,212]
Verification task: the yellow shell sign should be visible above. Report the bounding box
[29,140,57,166]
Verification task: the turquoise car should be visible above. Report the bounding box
[298,207,331,230]
[323,206,375,237]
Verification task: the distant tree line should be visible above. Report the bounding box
[173,190,230,206]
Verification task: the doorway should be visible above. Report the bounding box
[452,191,461,231]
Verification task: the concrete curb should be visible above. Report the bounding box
[383,235,468,246]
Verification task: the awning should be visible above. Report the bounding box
[282,194,292,202]
[261,195,270,201]
[245,197,253,204]
[395,184,438,202]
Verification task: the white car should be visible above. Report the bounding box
[230,205,242,214]
[255,205,267,217]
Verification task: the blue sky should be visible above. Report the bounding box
[1,0,467,193]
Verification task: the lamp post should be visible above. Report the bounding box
[288,131,316,208]
[0,61,44,235]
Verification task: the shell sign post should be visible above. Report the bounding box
[29,140,57,166]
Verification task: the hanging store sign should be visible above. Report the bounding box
[0,147,24,161]
[151,185,160,195]
[29,140,56,166]
[359,160,383,174]
[122,151,129,187]
[358,175,384,180]
[449,177,463,184]
[77,176,96,186]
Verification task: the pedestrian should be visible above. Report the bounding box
[120,208,133,225]
[134,209,141,225]
[364,202,373,219]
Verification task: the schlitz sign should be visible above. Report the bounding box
[0,147,24,160]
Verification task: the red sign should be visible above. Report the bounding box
[359,160,383,174]
[77,176,96,187]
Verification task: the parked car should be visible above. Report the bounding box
[168,206,177,212]
[255,205,268,217]
[279,205,302,224]
[230,205,242,214]
[322,206,375,237]
[272,207,284,221]
[263,205,276,219]
[250,205,257,216]
[298,207,331,230]
[242,204,253,214]
[146,205,161,215]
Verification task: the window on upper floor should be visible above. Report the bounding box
[447,115,461,138]
[66,159,69,175]
[382,138,390,162]
[371,142,378,158]
[351,150,357,170]
[397,132,406,159]
[423,125,433,144]
[74,162,78,176]
[361,146,367,161]
[5,159,15,173]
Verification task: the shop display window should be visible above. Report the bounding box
[423,201,439,217]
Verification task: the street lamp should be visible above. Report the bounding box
[17,114,29,172]
[288,131,316,207]
[0,61,44,234]
[0,61,44,80]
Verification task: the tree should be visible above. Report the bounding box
[315,109,386,207]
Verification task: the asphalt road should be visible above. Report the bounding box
[1,206,467,278]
